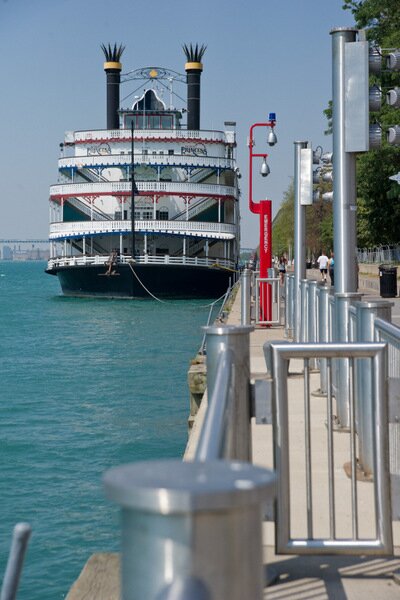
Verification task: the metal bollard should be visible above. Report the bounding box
[104,460,276,600]
[315,284,331,394]
[241,269,251,326]
[307,280,318,369]
[334,292,363,428]
[268,267,277,304]
[354,300,393,475]
[300,279,309,342]
[204,325,253,461]
[284,274,290,337]
[287,274,295,338]
[328,294,337,390]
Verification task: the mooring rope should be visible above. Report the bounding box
[128,262,167,303]
[127,262,231,308]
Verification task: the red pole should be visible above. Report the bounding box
[258,200,272,321]
[248,120,275,323]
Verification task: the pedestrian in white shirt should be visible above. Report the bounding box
[317,251,329,282]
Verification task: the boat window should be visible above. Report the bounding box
[161,116,173,129]
[149,115,159,129]
[168,149,174,155]
[142,211,152,220]
[157,208,169,220]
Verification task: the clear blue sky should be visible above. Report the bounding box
[0,0,354,247]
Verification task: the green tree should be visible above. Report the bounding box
[272,180,334,258]
[340,0,400,245]
[272,181,294,257]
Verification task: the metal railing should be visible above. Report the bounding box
[357,244,400,264]
[103,323,275,600]
[254,276,282,326]
[58,153,236,172]
[264,341,393,556]
[72,127,228,144]
[50,180,235,200]
[47,254,236,271]
[0,523,31,600]
[198,281,238,355]
[49,219,236,241]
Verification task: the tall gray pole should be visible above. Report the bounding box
[293,141,308,341]
[330,28,358,294]
[331,28,361,429]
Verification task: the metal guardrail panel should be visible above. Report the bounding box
[264,341,393,556]
[255,277,282,326]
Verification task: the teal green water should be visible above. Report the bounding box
[0,262,215,599]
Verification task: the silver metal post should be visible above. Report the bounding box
[0,523,31,600]
[316,284,331,394]
[103,460,275,600]
[355,300,393,475]
[288,274,294,338]
[284,274,291,337]
[300,279,309,342]
[241,269,251,326]
[204,325,253,461]
[307,280,318,369]
[293,141,308,341]
[330,27,359,293]
[334,292,363,427]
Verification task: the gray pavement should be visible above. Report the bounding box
[226,278,400,599]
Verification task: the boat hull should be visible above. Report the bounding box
[46,263,234,299]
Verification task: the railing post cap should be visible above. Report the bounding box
[203,324,254,336]
[335,292,364,299]
[353,299,394,310]
[103,460,275,514]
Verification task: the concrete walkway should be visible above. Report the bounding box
[224,276,400,599]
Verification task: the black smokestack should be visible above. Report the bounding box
[183,43,206,131]
[101,43,125,130]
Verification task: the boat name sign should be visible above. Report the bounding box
[181,143,207,157]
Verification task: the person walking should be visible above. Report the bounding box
[329,251,334,286]
[278,255,287,285]
[317,250,329,282]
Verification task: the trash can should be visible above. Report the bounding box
[379,264,397,298]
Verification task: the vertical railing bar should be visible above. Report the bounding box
[255,278,259,325]
[304,357,313,539]
[349,357,359,539]
[373,347,393,551]
[326,358,336,539]
[273,349,292,552]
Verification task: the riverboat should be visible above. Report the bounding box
[46,43,240,298]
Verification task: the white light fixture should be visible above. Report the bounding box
[267,129,277,146]
[260,157,270,177]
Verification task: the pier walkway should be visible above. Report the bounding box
[222,275,400,599]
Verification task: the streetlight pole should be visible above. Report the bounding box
[248,116,277,323]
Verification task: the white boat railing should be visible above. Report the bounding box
[47,254,236,270]
[50,181,236,199]
[71,128,227,145]
[58,154,236,171]
[49,220,237,240]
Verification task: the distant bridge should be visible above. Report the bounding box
[0,239,48,244]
